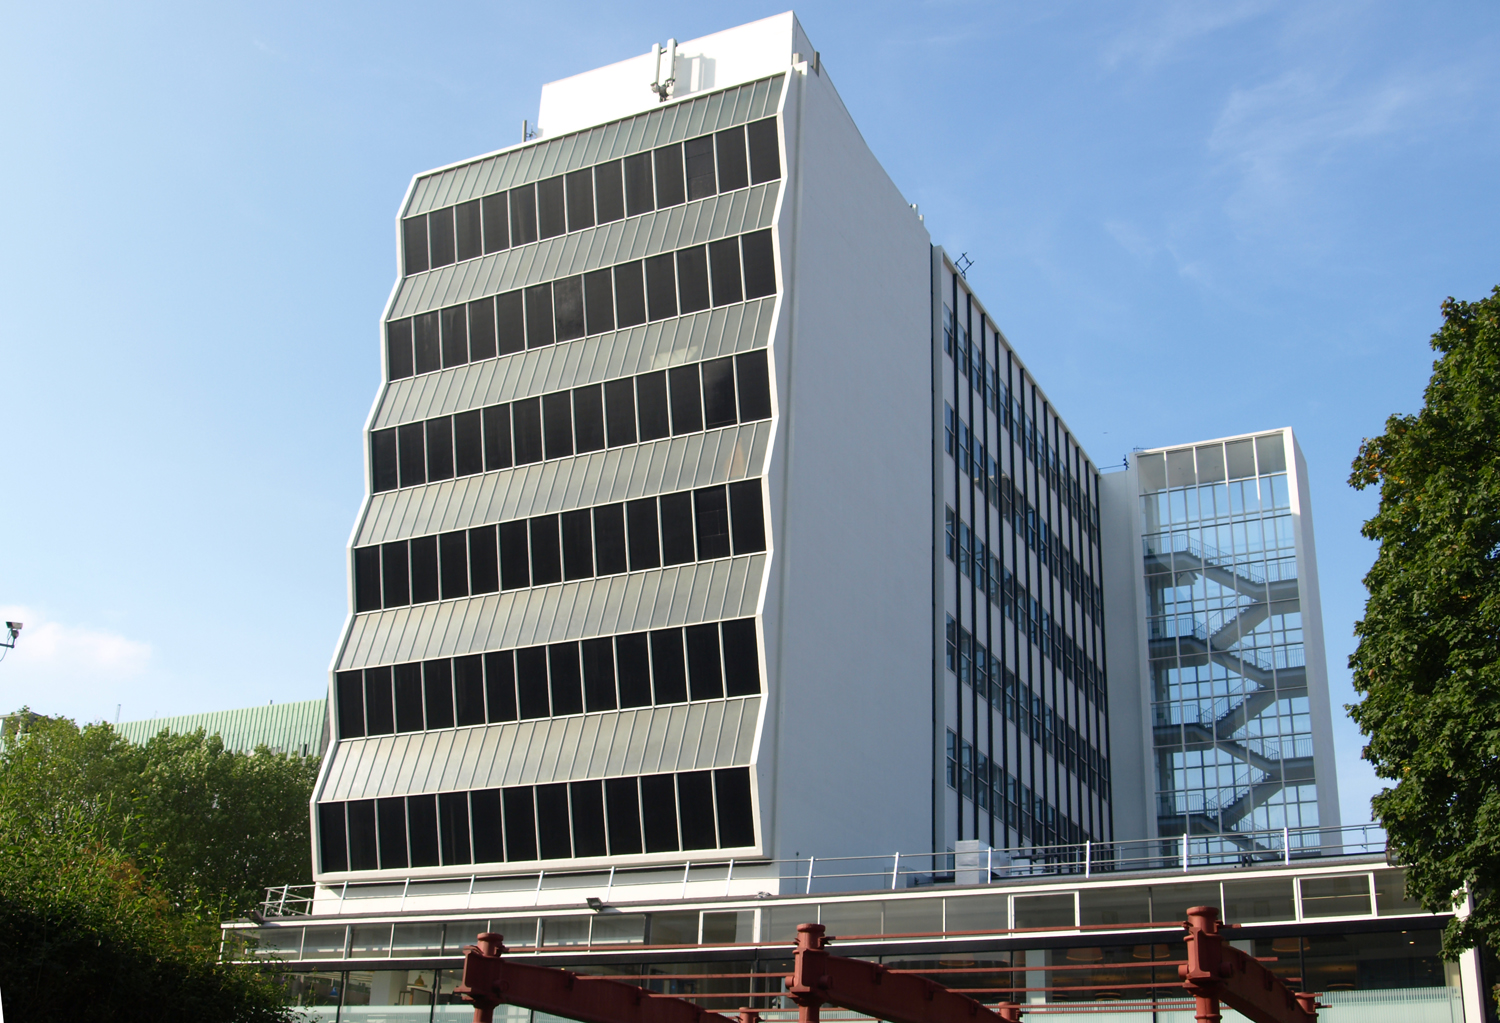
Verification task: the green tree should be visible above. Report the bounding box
[1350,284,1500,957]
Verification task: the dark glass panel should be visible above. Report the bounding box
[515,647,550,718]
[659,491,695,565]
[640,774,680,853]
[636,371,669,441]
[387,318,414,380]
[402,216,429,275]
[336,670,365,738]
[470,789,504,863]
[414,311,441,374]
[653,144,686,208]
[467,297,496,361]
[685,623,724,701]
[715,126,749,192]
[407,794,440,868]
[592,504,627,576]
[372,427,398,493]
[468,525,499,594]
[529,515,562,586]
[581,637,616,712]
[377,797,409,869]
[499,521,530,590]
[741,230,776,299]
[535,783,572,859]
[569,781,607,858]
[439,530,469,599]
[502,787,537,861]
[354,546,382,613]
[676,247,710,314]
[615,633,652,708]
[623,152,654,216]
[561,509,593,581]
[509,184,538,245]
[714,767,756,847]
[511,397,543,464]
[481,192,509,254]
[720,618,761,696]
[701,356,736,428]
[625,498,660,570]
[428,207,456,267]
[541,392,573,459]
[423,659,454,729]
[677,771,716,850]
[347,800,378,871]
[583,269,614,336]
[565,169,595,231]
[603,778,643,857]
[708,238,743,306]
[684,135,716,201]
[536,175,565,239]
[735,350,772,419]
[747,118,781,183]
[439,791,472,865]
[572,384,604,453]
[649,629,687,704]
[496,291,526,355]
[483,405,513,471]
[425,418,454,482]
[728,479,766,553]
[409,535,438,604]
[455,199,482,262]
[319,802,348,872]
[453,410,483,477]
[594,160,624,223]
[613,262,646,328]
[524,284,555,348]
[363,666,394,735]
[668,365,703,435]
[454,654,486,726]
[553,275,585,342]
[381,541,410,608]
[547,642,583,716]
[394,662,425,731]
[644,253,677,321]
[694,486,730,560]
[603,378,637,446]
[484,651,517,722]
[440,305,468,368]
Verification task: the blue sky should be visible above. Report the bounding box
[2,1,1496,831]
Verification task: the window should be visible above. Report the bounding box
[536,176,565,239]
[747,117,781,184]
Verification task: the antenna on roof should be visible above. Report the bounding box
[955,252,975,278]
[650,40,677,102]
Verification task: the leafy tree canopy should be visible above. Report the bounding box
[1350,284,1500,958]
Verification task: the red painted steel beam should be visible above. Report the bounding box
[785,923,1009,1023]
[1179,906,1320,1023]
[455,932,742,1023]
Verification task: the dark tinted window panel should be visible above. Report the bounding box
[677,771,716,850]
[319,802,349,872]
[496,291,526,355]
[583,269,614,336]
[541,392,573,460]
[439,791,472,865]
[455,199,483,262]
[581,637,616,712]
[535,783,572,859]
[499,521,531,590]
[615,633,652,708]
[468,297,496,361]
[640,774,680,853]
[684,135,716,201]
[439,530,468,599]
[614,262,647,328]
[387,319,414,380]
[548,642,583,716]
[482,193,509,254]
[553,275,585,342]
[570,781,607,858]
[364,666,395,735]
[728,479,766,554]
[381,541,410,608]
[440,305,467,368]
[414,311,441,374]
[623,152,654,216]
[347,800,378,871]
[604,378,638,447]
[425,418,454,482]
[747,118,781,184]
[515,646,550,718]
[469,525,499,594]
[659,491,695,565]
[715,126,749,192]
[336,670,365,738]
[372,427,399,493]
[454,410,483,477]
[636,372,669,441]
[529,515,562,586]
[561,509,593,581]
[593,504,627,576]
[565,169,595,231]
[403,216,429,275]
[668,365,703,435]
[685,623,724,701]
[626,498,661,570]
[395,662,425,731]
[407,794,440,867]
[714,767,756,847]
[423,659,455,729]
[644,253,678,321]
[649,629,687,704]
[512,398,543,464]
[510,184,538,246]
[572,384,605,453]
[701,357,736,428]
[736,350,773,420]
[454,654,486,726]
[594,160,625,223]
[354,546,382,613]
[720,618,761,696]
[377,797,409,869]
[428,207,456,267]
[524,284,555,348]
[409,535,439,604]
[536,176,566,239]
[708,238,743,307]
[483,405,513,471]
[676,247,710,314]
[694,486,731,560]
[604,777,643,855]
[653,144,685,208]
[470,789,504,863]
[502,787,537,861]
[741,230,776,299]
[484,651,517,723]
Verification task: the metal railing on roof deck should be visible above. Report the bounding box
[260,823,1385,919]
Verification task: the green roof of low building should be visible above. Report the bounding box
[115,698,328,757]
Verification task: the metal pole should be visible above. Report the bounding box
[1084,840,1091,878]
[534,870,545,906]
[1182,836,1190,873]
[1283,826,1291,865]
[606,865,616,901]
[681,861,691,899]
[806,856,816,894]
[891,851,900,890]
[724,859,735,897]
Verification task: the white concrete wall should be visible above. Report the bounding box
[1098,466,1153,842]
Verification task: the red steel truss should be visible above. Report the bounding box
[1180,906,1320,1023]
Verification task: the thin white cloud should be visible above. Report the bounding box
[0,606,151,720]
[1103,0,1277,71]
